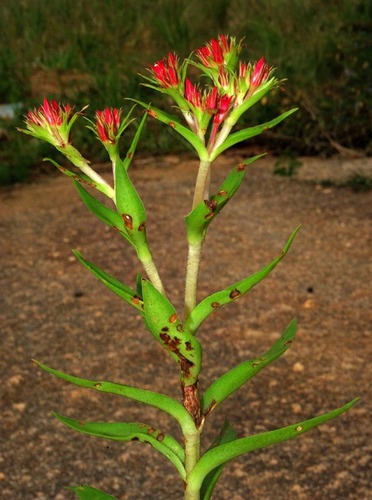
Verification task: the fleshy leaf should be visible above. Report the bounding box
[200,420,237,500]
[185,226,300,334]
[210,108,298,161]
[185,154,265,245]
[114,156,149,253]
[201,319,297,416]
[72,250,144,313]
[132,99,208,160]
[189,398,360,491]
[55,414,186,480]
[69,484,117,499]
[33,360,194,431]
[142,279,202,385]
[74,181,127,237]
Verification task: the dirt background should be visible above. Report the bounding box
[1,152,371,499]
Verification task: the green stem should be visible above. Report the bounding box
[184,241,203,319]
[184,427,201,500]
[139,249,167,296]
[192,159,212,210]
[184,159,212,319]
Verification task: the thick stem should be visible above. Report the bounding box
[185,159,212,319]
[184,241,203,319]
[192,159,212,210]
[180,379,202,499]
[184,426,201,500]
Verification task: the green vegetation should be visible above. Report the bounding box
[0,0,371,184]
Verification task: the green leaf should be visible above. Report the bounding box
[184,226,300,334]
[142,279,203,386]
[73,181,127,237]
[201,319,297,415]
[55,414,186,480]
[33,360,194,431]
[227,77,279,125]
[132,99,208,160]
[69,484,117,500]
[44,158,113,198]
[122,110,147,171]
[72,250,144,313]
[189,398,361,491]
[210,108,298,161]
[200,420,237,500]
[185,154,265,245]
[114,156,148,249]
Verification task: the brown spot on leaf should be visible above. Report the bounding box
[211,301,220,308]
[168,121,176,128]
[146,109,158,119]
[169,313,178,324]
[185,341,192,351]
[218,190,228,197]
[138,221,146,231]
[94,382,102,388]
[127,151,133,159]
[156,433,165,442]
[122,214,133,230]
[229,288,241,299]
[131,295,141,306]
[237,163,246,172]
[161,326,169,333]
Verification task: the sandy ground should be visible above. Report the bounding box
[0,152,371,499]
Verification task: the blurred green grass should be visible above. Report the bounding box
[0,0,371,184]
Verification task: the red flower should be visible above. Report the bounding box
[214,94,234,124]
[195,35,237,69]
[95,108,121,143]
[27,98,73,128]
[149,52,180,88]
[184,78,202,108]
[251,57,270,90]
[22,98,76,147]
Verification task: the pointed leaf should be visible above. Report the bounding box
[201,319,297,416]
[185,227,300,334]
[55,414,186,479]
[72,250,144,313]
[210,108,298,160]
[33,360,194,431]
[74,181,127,237]
[44,158,113,198]
[132,99,208,160]
[200,420,237,500]
[185,154,265,244]
[142,279,202,385]
[189,398,360,491]
[122,109,147,172]
[69,485,117,499]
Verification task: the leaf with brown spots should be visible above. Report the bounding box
[54,413,186,480]
[185,226,300,334]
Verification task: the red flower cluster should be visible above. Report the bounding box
[195,35,235,68]
[95,108,121,143]
[27,98,73,128]
[149,53,180,88]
